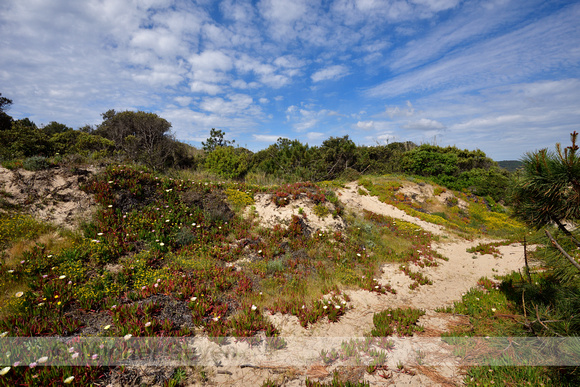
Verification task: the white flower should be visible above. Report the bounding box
[124,334,132,341]
[0,367,10,375]
[64,376,75,384]
[71,352,79,359]
[323,305,328,310]
[335,305,341,309]
[97,233,103,236]
[190,297,197,302]
[111,305,117,309]
[251,305,257,311]
[38,303,44,306]
[15,291,23,298]
[68,347,75,353]
[7,270,14,274]
[491,308,497,312]
[59,275,66,280]
[159,242,164,246]
[0,332,8,338]
[108,205,113,208]
[37,356,48,364]
[145,322,152,327]
[104,325,111,330]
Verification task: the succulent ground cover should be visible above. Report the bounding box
[0,164,457,385]
[0,164,555,386]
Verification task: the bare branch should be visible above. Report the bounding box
[545,229,580,273]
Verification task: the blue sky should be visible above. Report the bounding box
[1,0,579,160]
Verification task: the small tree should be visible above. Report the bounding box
[0,93,13,131]
[95,110,174,169]
[202,128,234,152]
[510,131,580,280]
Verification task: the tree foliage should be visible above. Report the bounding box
[95,110,182,169]
[401,144,505,200]
[0,119,50,159]
[510,131,580,232]
[511,131,580,286]
[0,93,13,132]
[205,145,250,179]
[202,128,234,152]
[252,138,314,180]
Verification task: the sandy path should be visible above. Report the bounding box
[337,182,448,236]
[211,183,529,386]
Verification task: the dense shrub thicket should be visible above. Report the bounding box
[0,93,511,198]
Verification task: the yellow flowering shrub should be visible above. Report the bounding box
[225,188,254,208]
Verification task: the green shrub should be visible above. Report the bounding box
[205,146,250,179]
[22,155,50,171]
[313,204,330,218]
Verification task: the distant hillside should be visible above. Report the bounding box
[498,160,523,172]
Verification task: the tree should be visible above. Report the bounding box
[0,93,12,113]
[41,121,72,136]
[95,110,174,169]
[205,145,251,179]
[510,131,580,280]
[0,119,50,159]
[0,93,13,132]
[312,135,357,180]
[202,128,234,152]
[252,138,313,180]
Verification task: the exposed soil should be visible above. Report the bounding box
[0,165,97,228]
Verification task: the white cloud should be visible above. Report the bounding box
[402,118,445,131]
[356,120,375,130]
[174,96,192,106]
[200,94,254,115]
[385,101,415,118]
[295,119,319,132]
[259,98,269,104]
[189,50,233,71]
[190,81,223,95]
[311,65,349,82]
[410,0,461,12]
[367,2,580,98]
[130,28,182,57]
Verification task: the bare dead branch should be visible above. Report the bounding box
[545,229,580,273]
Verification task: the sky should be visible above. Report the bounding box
[1,0,579,161]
